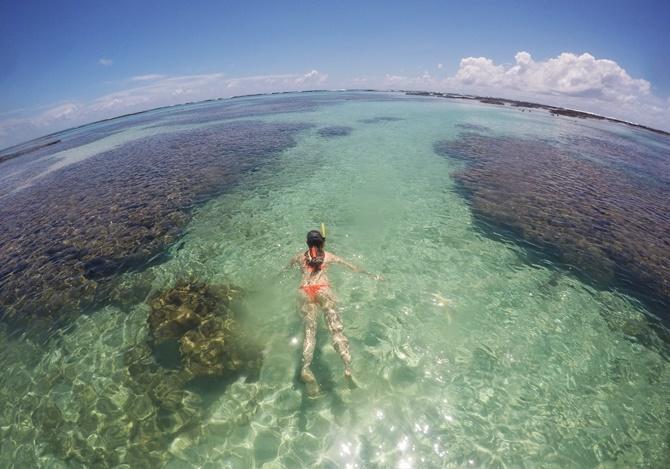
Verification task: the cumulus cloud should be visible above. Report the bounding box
[294,69,328,85]
[0,70,330,148]
[453,51,650,102]
[381,51,668,131]
[447,51,667,127]
[98,58,113,66]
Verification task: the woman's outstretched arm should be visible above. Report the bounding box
[329,253,383,280]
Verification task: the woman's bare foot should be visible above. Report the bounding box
[301,367,320,396]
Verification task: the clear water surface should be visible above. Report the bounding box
[0,93,668,467]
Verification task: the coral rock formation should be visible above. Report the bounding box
[317,126,353,137]
[0,121,309,325]
[434,130,670,315]
[148,280,261,379]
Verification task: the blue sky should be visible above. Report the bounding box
[1,0,669,147]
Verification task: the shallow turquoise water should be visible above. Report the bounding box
[1,95,669,467]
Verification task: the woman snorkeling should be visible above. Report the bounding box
[290,226,381,395]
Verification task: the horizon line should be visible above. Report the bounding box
[2,89,668,155]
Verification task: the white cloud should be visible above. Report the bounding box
[0,70,330,148]
[294,69,328,85]
[130,74,166,82]
[98,58,113,66]
[437,63,444,70]
[380,51,669,131]
[452,51,651,102]
[452,56,504,87]
[447,51,667,127]
[36,103,79,124]
[382,72,440,89]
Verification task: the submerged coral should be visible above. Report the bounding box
[318,126,353,137]
[148,279,262,379]
[0,121,309,325]
[0,277,262,467]
[455,123,490,133]
[359,116,403,124]
[434,131,670,315]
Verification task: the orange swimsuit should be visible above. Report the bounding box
[301,283,329,301]
[300,253,328,301]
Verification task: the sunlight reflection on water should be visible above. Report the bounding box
[0,93,669,467]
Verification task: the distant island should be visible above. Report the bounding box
[0,138,61,164]
[403,90,670,137]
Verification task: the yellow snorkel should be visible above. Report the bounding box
[320,223,327,239]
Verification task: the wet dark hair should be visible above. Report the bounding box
[306,230,325,248]
[305,230,325,270]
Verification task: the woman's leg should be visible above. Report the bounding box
[322,291,352,377]
[299,296,319,394]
